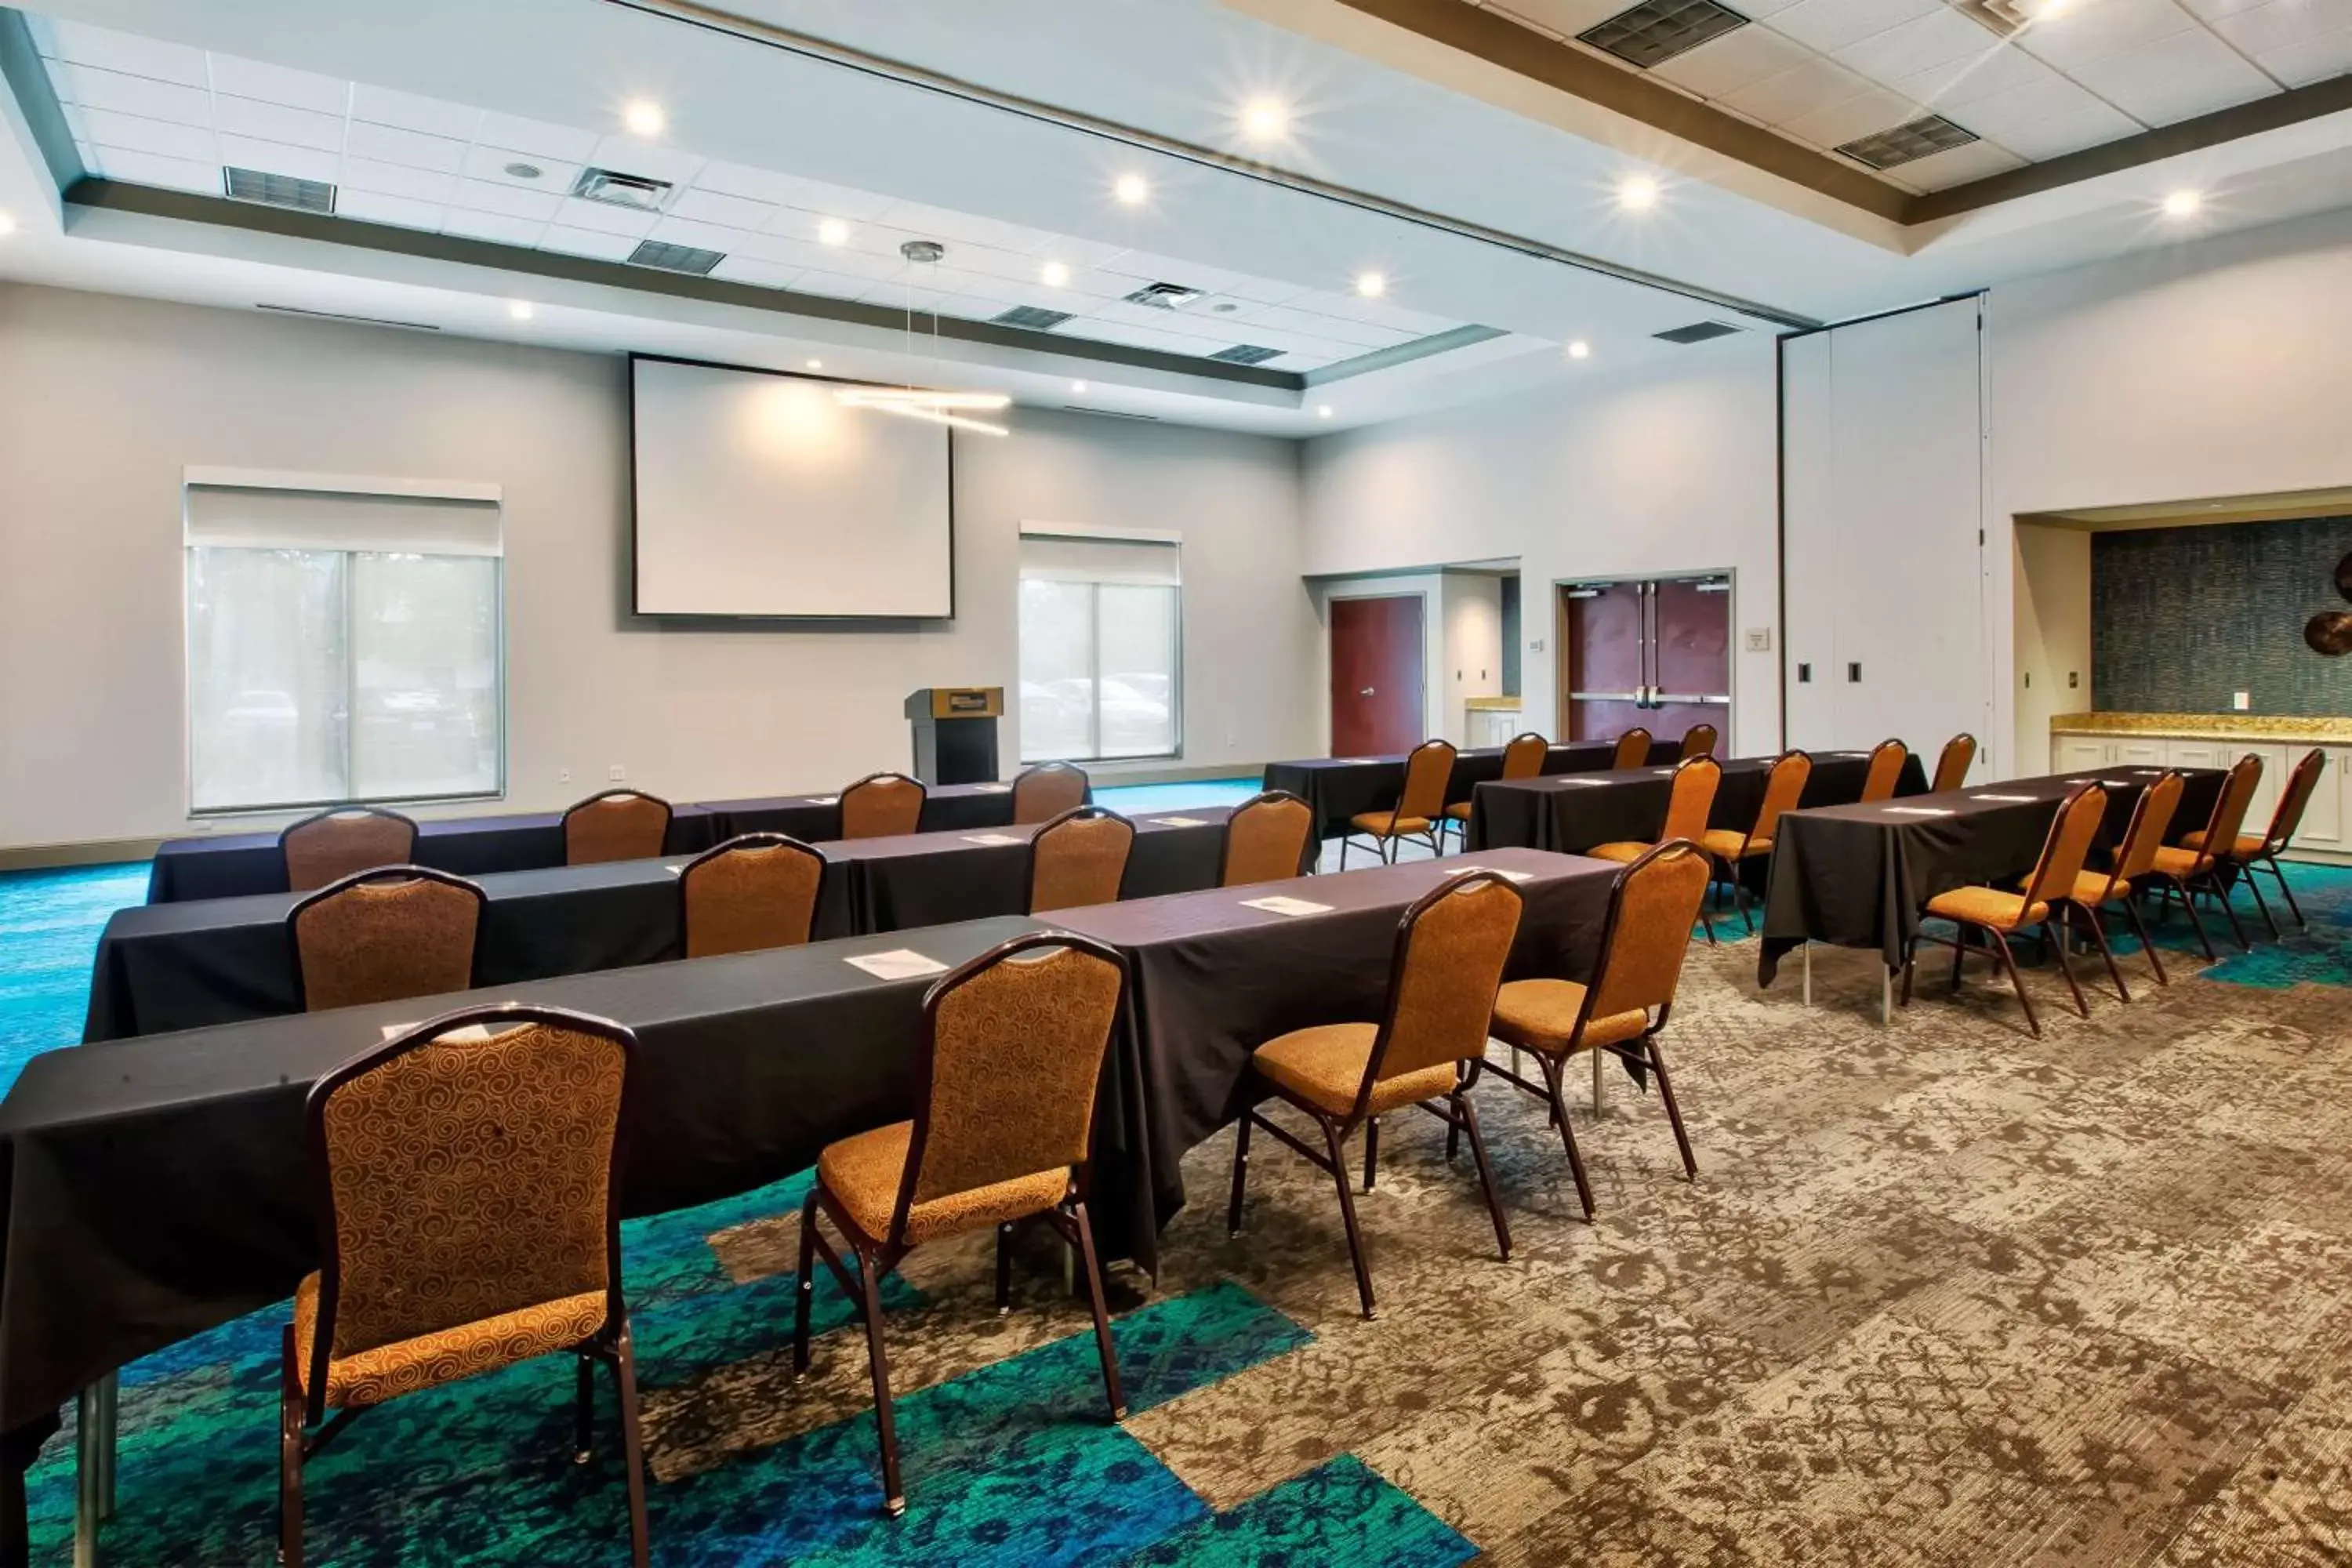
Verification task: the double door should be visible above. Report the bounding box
[1559,575,1730,744]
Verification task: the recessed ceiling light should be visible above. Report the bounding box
[1114,173,1149,206]
[1040,260,1072,287]
[1618,173,1660,211]
[1316,405,1334,419]
[1072,379,1088,393]
[806,358,823,370]
[1242,97,1289,140]
[1356,271,1387,299]
[503,161,543,181]
[816,218,849,246]
[2161,189,2202,218]
[0,211,16,236]
[622,100,666,138]
[1567,339,1590,358]
[507,299,533,321]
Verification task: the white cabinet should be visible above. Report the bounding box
[2056,737,2112,773]
[2048,729,2352,859]
[2165,739,2224,771]
[2300,749,2349,847]
[2114,739,2166,768]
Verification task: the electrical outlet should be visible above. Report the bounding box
[2233,691,2251,711]
[558,767,571,784]
[1530,638,1544,653]
[608,764,626,782]
[2068,670,2078,689]
[1744,626,1772,653]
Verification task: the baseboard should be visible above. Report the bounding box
[0,837,167,872]
[1085,760,1266,787]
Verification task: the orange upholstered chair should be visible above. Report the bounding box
[1860,739,1909,803]
[1611,728,1653,770]
[679,833,827,957]
[288,866,485,1013]
[1341,739,1455,868]
[1025,807,1135,913]
[1697,749,1811,935]
[1931,733,1976,793]
[1220,791,1316,887]
[279,808,419,894]
[2144,753,2265,956]
[562,790,671,866]
[1679,722,1719,760]
[1588,755,1723,949]
[1443,731,1547,848]
[840,772,927,840]
[2183,746,2325,938]
[2045,770,2183,1000]
[1011,763,1089,826]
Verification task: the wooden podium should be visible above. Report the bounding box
[904,687,1004,786]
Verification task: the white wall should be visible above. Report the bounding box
[1301,341,1782,757]
[0,283,1316,852]
[2011,523,2092,776]
[1439,572,1504,744]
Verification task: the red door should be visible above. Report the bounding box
[1330,595,1425,756]
[1562,576,1731,744]
[1648,579,1732,741]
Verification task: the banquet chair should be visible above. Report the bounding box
[1011,762,1089,826]
[2183,747,2325,938]
[563,789,672,866]
[1443,731,1547,849]
[1903,781,2106,1038]
[1697,749,1811,935]
[1611,728,1653,770]
[1679,722,1719,760]
[289,866,485,1013]
[1027,807,1135,913]
[1483,841,1711,1218]
[1931,733,1977,793]
[840,772,927,839]
[280,808,419,894]
[280,1004,647,1568]
[2143,753,2265,956]
[793,934,1129,1517]
[2043,770,2183,1001]
[1589,757,1723,946]
[680,833,828,957]
[1220,790,1315,887]
[1227,871,1523,1319]
[1341,739,1455,868]
[1860,739,1909,803]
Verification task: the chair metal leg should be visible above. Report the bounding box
[2161,876,2219,960]
[2044,917,2090,1018]
[1226,1110,1253,1236]
[608,1327,652,1568]
[994,1221,1014,1316]
[1066,1201,1127,1421]
[1535,1053,1595,1220]
[2212,873,2253,951]
[854,1251,906,1516]
[792,1188,821,1380]
[2078,903,2130,1003]
[2267,855,2307,927]
[1362,1116,1380,1192]
[2242,864,2281,940]
[573,1352,596,1463]
[278,1329,304,1568]
[1452,1091,1512,1263]
[1647,1043,1698,1181]
[1319,1117,1377,1319]
[1988,927,2040,1039]
[1950,922,1970,993]
[2120,893,2168,986]
[1737,877,1755,935]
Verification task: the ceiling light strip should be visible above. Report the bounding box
[597,0,1819,330]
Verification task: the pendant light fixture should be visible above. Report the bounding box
[833,239,1011,436]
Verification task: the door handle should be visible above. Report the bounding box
[1359,687,1375,696]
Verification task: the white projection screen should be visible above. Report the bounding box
[630,356,955,618]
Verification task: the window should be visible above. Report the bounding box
[184,475,504,813]
[1018,529,1181,763]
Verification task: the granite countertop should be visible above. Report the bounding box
[2052,711,2352,742]
[1465,696,1524,712]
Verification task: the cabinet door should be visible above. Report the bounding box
[2114,739,2165,768]
[2056,736,2110,774]
[2240,743,2289,837]
[2167,740,2223,772]
[2293,750,2347,847]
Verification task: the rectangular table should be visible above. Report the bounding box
[1755,766,2228,986]
[1263,739,1682,840]
[698,780,1047,843]
[1052,846,1624,1243]
[1465,749,1926,855]
[86,811,1240,1043]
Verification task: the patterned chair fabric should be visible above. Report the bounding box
[681,834,826,958]
[1860,739,1910,803]
[1591,756,1721,864]
[1679,723,1719,760]
[840,773,927,840]
[1011,764,1089,826]
[1611,728,1653,771]
[562,790,671,866]
[1027,808,1134,914]
[1931,733,1977,793]
[281,808,419,894]
[290,868,484,1013]
[1221,792,1314,887]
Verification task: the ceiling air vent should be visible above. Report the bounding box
[223,167,336,215]
[993,305,1074,331]
[1949,0,2034,39]
[1209,343,1284,365]
[628,239,725,275]
[1577,0,1749,69]
[572,169,674,212]
[1123,281,1205,310]
[1653,320,1744,344]
[1835,114,1980,171]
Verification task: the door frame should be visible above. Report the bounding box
[1553,568,1739,744]
[1323,583,1433,753]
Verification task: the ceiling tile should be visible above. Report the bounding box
[213,94,345,153]
[707,256,796,289]
[1783,83,1926,146]
[337,158,457,203]
[873,199,1058,256]
[334,188,444,230]
[1650,26,1819,99]
[1891,135,2028,187]
[2256,23,2352,80]
[667,188,776,229]
[436,207,546,246]
[854,279,952,311]
[786,265,895,300]
[71,106,213,162]
[2070,25,2278,123]
[1767,0,1942,53]
[1893,40,2062,108]
[550,194,659,238]
[586,134,705,187]
[537,225,639,262]
[1059,318,1196,354]
[1026,235,1130,272]
[1832,8,2004,83]
[1940,73,2107,136]
[473,111,598,163]
[1988,96,2143,156]
[85,146,216,194]
[691,162,896,218]
[349,85,481,141]
[447,177,561,221]
[37,20,208,87]
[49,64,212,125]
[1721,53,1875,122]
[932,239,1065,286]
[1485,0,1635,38]
[646,215,746,251]
[2212,0,2352,50]
[458,143,579,194]
[1040,266,1148,301]
[216,135,339,183]
[2015,0,2195,71]
[205,53,349,115]
[343,121,466,174]
[2177,0,2270,19]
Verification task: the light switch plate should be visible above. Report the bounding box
[2233,691,2251,710]
[1744,626,1772,652]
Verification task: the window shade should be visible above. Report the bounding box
[1018,533,1181,586]
[185,485,503,556]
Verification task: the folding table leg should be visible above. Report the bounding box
[1802,942,1812,1007]
[1592,1047,1608,1117]
[75,1372,117,1568]
[1881,964,1893,1028]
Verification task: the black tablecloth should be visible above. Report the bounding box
[1755,767,2228,980]
[1466,750,1927,854]
[699,780,1042,842]
[1052,846,1622,1243]
[1263,739,1681,839]
[144,808,724,903]
[0,916,1057,1449]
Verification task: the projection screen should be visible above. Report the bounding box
[630,356,956,618]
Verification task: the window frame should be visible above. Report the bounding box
[1016,525,1184,767]
[181,469,510,818]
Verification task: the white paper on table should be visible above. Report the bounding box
[807,795,839,805]
[1151,816,1210,827]
[968,783,1012,793]
[845,949,949,980]
[962,833,1022,846]
[1555,778,1608,787]
[1448,864,1536,884]
[380,1021,498,1042]
[1882,806,1956,817]
[1240,895,1334,916]
[1968,793,2039,804]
